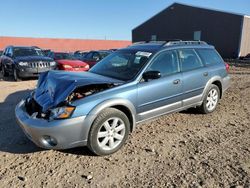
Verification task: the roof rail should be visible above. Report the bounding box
[131,39,182,46]
[131,41,147,45]
[164,40,207,46]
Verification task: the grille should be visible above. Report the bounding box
[73,65,83,68]
[29,61,50,68]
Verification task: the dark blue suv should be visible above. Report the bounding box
[15,41,230,155]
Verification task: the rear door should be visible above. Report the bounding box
[137,50,182,120]
[178,48,209,106]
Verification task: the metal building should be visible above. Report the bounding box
[132,3,250,58]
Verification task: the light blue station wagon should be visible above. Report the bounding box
[15,41,230,155]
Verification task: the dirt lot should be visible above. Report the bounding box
[0,64,249,188]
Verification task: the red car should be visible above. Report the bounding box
[50,52,89,71]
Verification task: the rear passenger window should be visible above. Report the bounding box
[178,49,203,72]
[196,49,223,65]
[147,50,179,77]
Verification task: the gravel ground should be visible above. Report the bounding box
[0,65,249,188]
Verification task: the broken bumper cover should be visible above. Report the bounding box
[15,100,88,149]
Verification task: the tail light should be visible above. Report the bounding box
[224,62,229,73]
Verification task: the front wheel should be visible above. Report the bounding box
[1,65,8,77]
[87,108,130,156]
[13,68,21,81]
[198,84,220,114]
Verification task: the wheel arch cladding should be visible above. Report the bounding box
[88,99,137,132]
[110,105,134,133]
[211,80,222,98]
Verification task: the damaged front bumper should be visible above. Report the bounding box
[15,100,88,149]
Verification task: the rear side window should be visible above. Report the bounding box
[178,49,203,72]
[196,49,223,65]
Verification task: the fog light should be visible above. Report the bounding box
[42,135,57,147]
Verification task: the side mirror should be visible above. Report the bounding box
[142,71,161,81]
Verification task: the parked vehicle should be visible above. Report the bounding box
[15,41,230,155]
[49,52,89,72]
[0,46,56,81]
[73,51,88,61]
[81,50,111,67]
[243,53,250,60]
[42,49,52,57]
[0,50,3,56]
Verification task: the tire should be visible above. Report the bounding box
[13,68,21,81]
[1,65,8,77]
[198,84,220,114]
[87,108,130,156]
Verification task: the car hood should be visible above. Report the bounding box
[34,71,124,112]
[56,59,88,66]
[15,56,53,62]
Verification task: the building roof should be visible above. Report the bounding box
[133,2,249,30]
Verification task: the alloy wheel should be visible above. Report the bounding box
[97,117,126,151]
[206,88,219,111]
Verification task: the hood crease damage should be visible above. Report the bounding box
[33,71,123,113]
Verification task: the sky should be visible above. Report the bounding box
[0,0,249,41]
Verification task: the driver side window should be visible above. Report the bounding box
[9,48,13,56]
[4,48,10,56]
[147,50,179,77]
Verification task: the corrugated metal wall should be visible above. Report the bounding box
[132,3,243,58]
[0,37,131,52]
[239,16,250,57]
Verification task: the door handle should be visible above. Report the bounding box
[173,79,180,85]
[203,72,208,76]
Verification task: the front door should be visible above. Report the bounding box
[137,50,182,121]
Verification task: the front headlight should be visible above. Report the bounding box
[84,64,89,69]
[62,64,72,69]
[50,106,75,120]
[50,61,57,66]
[18,61,28,66]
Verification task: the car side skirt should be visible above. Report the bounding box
[137,94,202,123]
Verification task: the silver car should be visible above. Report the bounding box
[15,41,230,155]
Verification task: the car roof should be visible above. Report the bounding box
[89,50,110,53]
[120,41,214,53]
[9,46,41,49]
[124,43,164,53]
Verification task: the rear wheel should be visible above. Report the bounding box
[87,108,130,156]
[198,84,220,114]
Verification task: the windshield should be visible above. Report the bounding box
[90,51,152,81]
[99,51,111,59]
[14,48,44,57]
[54,53,76,60]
